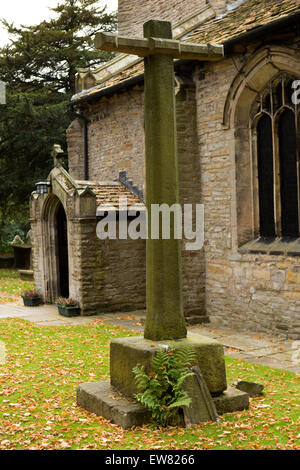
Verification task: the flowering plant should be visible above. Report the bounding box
[56,297,80,307]
[21,290,40,298]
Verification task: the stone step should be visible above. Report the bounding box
[77,381,249,429]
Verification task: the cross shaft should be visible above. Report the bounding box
[94,20,223,341]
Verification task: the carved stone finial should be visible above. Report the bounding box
[52,144,64,167]
[26,230,33,246]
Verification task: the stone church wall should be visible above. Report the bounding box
[66,119,85,181]
[30,190,147,314]
[88,87,145,189]
[195,45,300,340]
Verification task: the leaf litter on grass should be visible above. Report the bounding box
[0,317,298,450]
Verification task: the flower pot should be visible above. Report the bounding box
[57,305,81,317]
[22,296,42,307]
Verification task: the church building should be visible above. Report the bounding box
[30,0,300,340]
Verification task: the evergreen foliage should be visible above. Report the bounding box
[0,0,116,93]
[0,1,117,249]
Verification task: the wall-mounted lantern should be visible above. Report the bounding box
[36,181,51,195]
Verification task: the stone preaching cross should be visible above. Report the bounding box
[77,21,250,429]
[95,21,224,341]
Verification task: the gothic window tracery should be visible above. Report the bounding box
[252,74,299,239]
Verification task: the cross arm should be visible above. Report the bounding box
[95,32,224,61]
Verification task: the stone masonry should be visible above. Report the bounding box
[68,88,145,189]
[194,41,300,340]
[118,0,207,37]
[117,1,241,37]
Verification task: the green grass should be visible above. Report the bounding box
[0,318,299,450]
[0,269,34,303]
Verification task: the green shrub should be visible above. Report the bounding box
[133,346,196,427]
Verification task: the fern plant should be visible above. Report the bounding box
[133,345,196,427]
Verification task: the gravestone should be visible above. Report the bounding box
[77,20,249,427]
[11,235,31,270]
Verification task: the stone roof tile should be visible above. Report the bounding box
[188,0,300,44]
[91,182,144,210]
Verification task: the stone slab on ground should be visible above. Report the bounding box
[77,382,249,429]
[241,345,294,357]
[0,303,109,326]
[233,380,264,397]
[110,334,227,398]
[215,334,279,352]
[77,381,151,429]
[212,387,249,414]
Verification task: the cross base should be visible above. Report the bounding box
[77,381,249,429]
[76,334,249,429]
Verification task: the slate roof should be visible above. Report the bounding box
[72,0,300,103]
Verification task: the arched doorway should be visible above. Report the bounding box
[56,203,69,298]
[42,196,70,303]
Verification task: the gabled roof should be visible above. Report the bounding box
[50,165,144,213]
[72,0,300,105]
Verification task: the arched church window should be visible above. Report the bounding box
[278,109,299,237]
[252,74,299,240]
[257,114,276,238]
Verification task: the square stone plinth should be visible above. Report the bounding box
[110,334,227,397]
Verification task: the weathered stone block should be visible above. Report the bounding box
[77,381,151,429]
[233,380,264,397]
[212,387,249,414]
[18,270,34,281]
[110,334,227,397]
